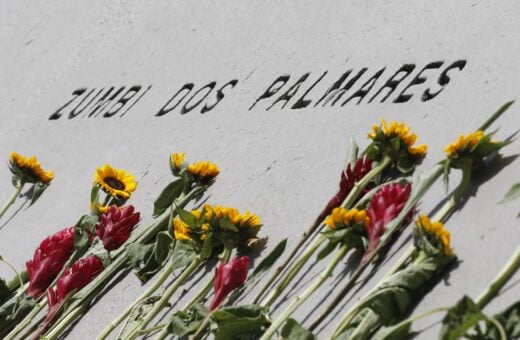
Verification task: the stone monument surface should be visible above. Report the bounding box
[0,1,519,339]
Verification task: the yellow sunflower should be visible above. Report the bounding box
[171,152,185,170]
[172,209,211,241]
[325,207,370,230]
[173,218,193,241]
[204,205,261,228]
[187,160,220,183]
[415,215,453,255]
[369,119,427,157]
[94,164,137,199]
[443,130,485,158]
[9,152,54,184]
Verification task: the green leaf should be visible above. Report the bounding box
[478,100,514,131]
[500,182,520,204]
[363,254,452,324]
[29,182,48,206]
[338,308,382,340]
[167,304,208,337]
[281,318,317,340]
[73,214,99,253]
[396,158,414,174]
[460,301,520,340]
[440,296,486,340]
[0,277,12,305]
[118,295,161,339]
[127,231,174,282]
[316,241,337,260]
[391,137,401,151]
[475,139,511,158]
[201,233,213,259]
[153,179,185,217]
[219,217,239,232]
[171,240,198,271]
[155,231,173,264]
[90,184,101,205]
[322,225,365,249]
[125,242,153,267]
[371,320,413,340]
[210,304,271,340]
[347,137,359,166]
[491,301,520,338]
[178,208,198,228]
[0,296,35,338]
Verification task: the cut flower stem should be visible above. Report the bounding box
[476,245,520,309]
[309,164,445,331]
[0,182,24,221]
[254,156,391,306]
[260,243,351,340]
[40,187,204,339]
[124,256,204,340]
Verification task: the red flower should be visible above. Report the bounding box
[209,256,249,311]
[32,256,104,340]
[317,156,372,223]
[46,255,104,308]
[96,205,140,251]
[362,182,412,263]
[25,227,75,299]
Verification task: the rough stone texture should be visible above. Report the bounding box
[0,1,519,339]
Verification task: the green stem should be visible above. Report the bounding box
[185,277,214,310]
[153,247,233,340]
[260,243,350,340]
[41,187,204,339]
[0,257,24,292]
[252,157,390,305]
[6,270,28,292]
[309,164,445,331]
[477,100,514,131]
[125,257,204,340]
[260,235,326,308]
[476,245,520,309]
[330,252,431,338]
[136,323,166,335]
[252,220,321,304]
[97,266,174,340]
[373,163,471,288]
[308,252,369,332]
[342,156,392,209]
[437,162,472,224]
[339,306,448,339]
[4,298,46,340]
[154,324,170,340]
[488,317,507,340]
[0,182,24,220]
[191,312,213,340]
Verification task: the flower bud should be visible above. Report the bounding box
[209,256,249,311]
[96,205,140,251]
[363,182,411,262]
[318,156,372,222]
[47,255,104,309]
[26,227,75,298]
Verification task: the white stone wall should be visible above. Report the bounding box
[0,1,519,338]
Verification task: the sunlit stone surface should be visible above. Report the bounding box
[0,1,519,338]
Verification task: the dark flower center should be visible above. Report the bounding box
[105,177,125,190]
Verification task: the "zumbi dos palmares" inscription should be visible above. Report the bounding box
[49,59,466,120]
